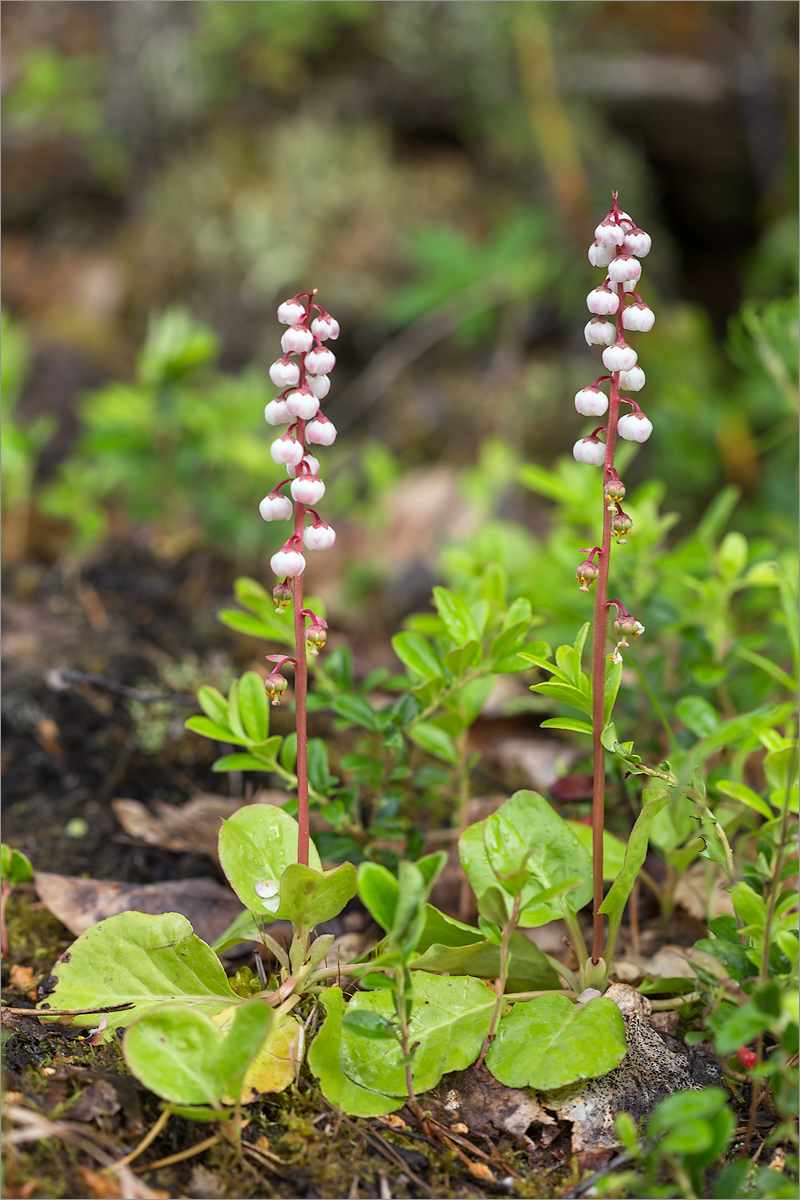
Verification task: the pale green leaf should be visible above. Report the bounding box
[308,988,402,1116]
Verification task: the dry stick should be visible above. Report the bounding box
[133,1134,221,1173]
[590,284,624,965]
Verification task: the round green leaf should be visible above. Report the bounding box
[124,1006,226,1105]
[308,988,402,1117]
[218,804,321,915]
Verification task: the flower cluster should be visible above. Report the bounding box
[260,293,339,582]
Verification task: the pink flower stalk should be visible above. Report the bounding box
[262,291,340,866]
[573,192,653,965]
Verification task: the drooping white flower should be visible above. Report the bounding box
[286,453,320,478]
[305,347,336,376]
[585,317,616,347]
[285,388,320,420]
[608,255,642,285]
[617,412,653,442]
[622,302,655,333]
[305,373,331,400]
[574,386,609,417]
[270,434,304,466]
[595,219,624,248]
[270,547,306,577]
[269,358,301,388]
[291,475,326,505]
[623,228,652,258]
[588,241,614,269]
[602,342,638,373]
[303,521,336,550]
[259,493,293,522]
[306,415,337,446]
[310,315,340,341]
[573,436,606,466]
[281,325,314,354]
[264,399,291,425]
[586,286,620,316]
[277,300,306,326]
[618,366,646,392]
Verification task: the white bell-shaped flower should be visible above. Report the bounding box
[306,416,337,446]
[281,325,314,354]
[303,521,336,551]
[588,241,614,269]
[285,388,320,420]
[305,347,336,376]
[310,315,340,341]
[573,436,606,466]
[291,475,326,505]
[622,302,655,333]
[277,300,306,326]
[269,358,301,388]
[602,342,638,372]
[623,228,652,258]
[608,255,642,285]
[617,412,653,443]
[306,373,330,400]
[585,318,616,347]
[286,453,320,478]
[270,434,304,466]
[270,547,306,577]
[259,493,293,522]
[574,386,609,417]
[618,366,646,392]
[264,399,290,425]
[586,286,619,316]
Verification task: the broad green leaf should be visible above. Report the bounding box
[432,587,479,645]
[218,804,321,915]
[540,718,593,736]
[342,1010,397,1040]
[331,695,381,733]
[502,597,533,630]
[459,791,592,926]
[530,680,592,716]
[238,672,268,744]
[568,823,627,881]
[308,988,402,1116]
[210,910,263,954]
[408,722,458,765]
[715,780,773,820]
[485,995,627,1089]
[489,622,530,662]
[124,1006,226,1105]
[391,632,443,681]
[442,641,481,676]
[39,912,238,1032]
[414,905,485,954]
[273,863,358,935]
[676,696,720,738]
[197,686,229,727]
[212,751,278,773]
[211,1005,302,1101]
[226,680,247,742]
[339,974,494,1096]
[217,607,294,646]
[731,881,766,929]
[358,862,399,932]
[599,789,672,918]
[185,716,247,746]
[412,931,559,991]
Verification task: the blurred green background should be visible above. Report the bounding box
[2,0,798,608]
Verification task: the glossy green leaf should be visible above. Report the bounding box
[676,696,720,738]
[197,685,229,726]
[568,823,627,882]
[212,750,278,773]
[342,1010,397,1040]
[340,974,494,1096]
[432,587,479,645]
[391,631,443,680]
[185,716,247,746]
[460,791,592,926]
[414,905,485,954]
[308,988,402,1116]
[1,845,32,886]
[442,641,481,676]
[237,671,268,744]
[715,779,773,819]
[39,912,238,1033]
[485,995,627,1089]
[273,862,358,935]
[531,680,592,716]
[218,804,321,916]
[210,910,263,954]
[540,718,593,735]
[124,1006,226,1106]
[599,788,672,918]
[358,862,399,933]
[217,608,294,646]
[408,722,458,764]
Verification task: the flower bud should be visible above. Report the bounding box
[602,342,638,372]
[270,547,306,577]
[281,325,314,354]
[623,228,651,258]
[573,436,606,466]
[285,388,320,420]
[608,256,642,285]
[303,521,336,551]
[576,558,600,591]
[265,399,290,425]
[270,434,304,465]
[622,302,655,333]
[613,614,644,639]
[604,478,626,509]
[306,415,337,446]
[291,475,326,505]
[259,493,293,522]
[617,412,653,442]
[277,300,306,326]
[586,286,619,316]
[269,357,300,388]
[306,373,331,399]
[584,318,616,347]
[286,453,320,478]
[611,511,633,544]
[264,673,289,706]
[594,219,624,248]
[588,241,614,268]
[305,347,336,376]
[574,386,609,417]
[306,622,328,656]
[618,366,645,392]
[310,315,340,341]
[273,581,293,612]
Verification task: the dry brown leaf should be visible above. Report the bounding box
[112,790,287,861]
[673,861,735,921]
[34,872,243,945]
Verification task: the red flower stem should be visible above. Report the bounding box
[589,282,625,964]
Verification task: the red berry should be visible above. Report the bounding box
[736,1046,757,1070]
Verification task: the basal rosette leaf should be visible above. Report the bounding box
[308,988,403,1117]
[218,803,321,916]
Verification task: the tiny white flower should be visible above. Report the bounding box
[310,315,340,341]
[588,241,614,269]
[608,255,642,285]
[305,347,336,376]
[573,436,606,466]
[270,548,306,577]
[602,342,638,373]
[574,386,609,417]
[622,302,655,333]
[286,453,320,478]
[259,493,293,522]
[281,325,314,354]
[306,416,337,446]
[609,645,624,665]
[584,318,616,347]
[254,876,280,903]
[269,358,300,388]
[618,366,646,392]
[264,399,290,426]
[586,286,619,316]
[291,475,326,505]
[277,300,306,326]
[632,621,645,637]
[306,373,331,400]
[623,228,652,258]
[594,219,624,248]
[303,521,336,550]
[617,412,653,443]
[270,434,304,466]
[285,388,320,420]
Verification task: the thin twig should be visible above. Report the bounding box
[50,669,197,706]
[4,1002,135,1017]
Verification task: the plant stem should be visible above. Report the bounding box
[564,909,589,965]
[293,511,309,867]
[477,895,522,1068]
[590,287,623,964]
